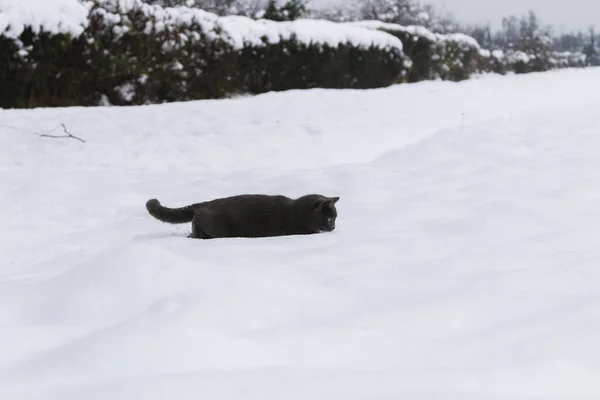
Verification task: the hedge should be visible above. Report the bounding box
[0,0,590,109]
[347,21,485,82]
[477,49,587,75]
[0,0,409,108]
[347,20,588,81]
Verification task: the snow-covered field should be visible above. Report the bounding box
[2,68,600,399]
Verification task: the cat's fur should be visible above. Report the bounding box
[146,193,339,239]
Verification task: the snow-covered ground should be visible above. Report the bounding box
[2,68,600,399]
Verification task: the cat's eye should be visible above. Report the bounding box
[327,217,332,223]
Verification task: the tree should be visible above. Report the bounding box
[262,0,308,21]
[516,11,552,52]
[462,24,493,48]
[357,0,428,26]
[419,4,460,33]
[583,25,600,65]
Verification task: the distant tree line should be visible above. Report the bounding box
[458,12,600,66]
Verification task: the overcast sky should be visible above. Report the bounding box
[426,0,597,32]
[311,0,599,32]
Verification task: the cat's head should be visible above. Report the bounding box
[309,196,339,233]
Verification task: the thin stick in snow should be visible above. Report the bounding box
[37,123,86,143]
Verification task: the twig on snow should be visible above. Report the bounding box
[37,123,86,143]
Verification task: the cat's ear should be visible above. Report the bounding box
[324,197,340,207]
[315,197,339,210]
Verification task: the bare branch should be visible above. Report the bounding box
[37,123,86,143]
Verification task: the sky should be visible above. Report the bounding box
[311,0,599,32]
[426,0,598,32]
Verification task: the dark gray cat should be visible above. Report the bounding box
[146,193,339,239]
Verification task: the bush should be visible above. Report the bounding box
[346,21,483,82]
[549,51,587,69]
[431,33,482,81]
[237,25,409,93]
[350,20,590,80]
[0,35,28,108]
[84,1,242,105]
[0,0,408,108]
[475,49,507,75]
[478,49,587,75]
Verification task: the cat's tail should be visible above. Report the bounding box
[146,199,195,224]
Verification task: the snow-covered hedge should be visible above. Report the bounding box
[346,20,589,80]
[347,20,483,82]
[549,51,587,69]
[475,49,507,75]
[0,0,408,107]
[0,0,590,108]
[476,49,587,75]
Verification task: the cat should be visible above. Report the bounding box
[146,193,339,239]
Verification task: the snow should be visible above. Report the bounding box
[478,48,491,57]
[220,16,404,50]
[492,49,505,59]
[443,32,480,48]
[88,0,227,40]
[2,67,600,399]
[346,19,480,49]
[114,82,136,102]
[508,50,532,64]
[550,51,587,67]
[0,0,89,38]
[348,19,438,42]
